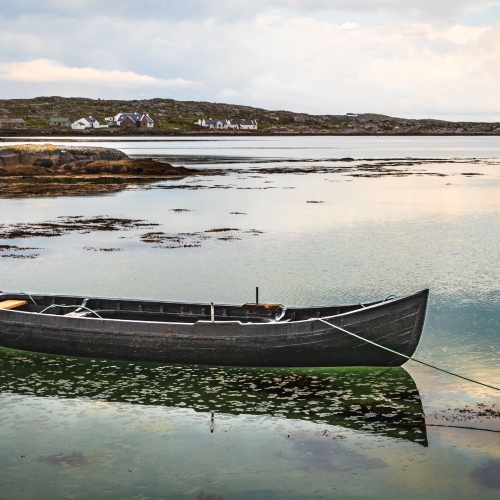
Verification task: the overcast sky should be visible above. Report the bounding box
[1,0,500,120]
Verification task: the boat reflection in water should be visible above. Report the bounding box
[0,347,427,446]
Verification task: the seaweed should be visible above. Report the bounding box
[81,247,123,252]
[139,227,264,249]
[0,216,159,240]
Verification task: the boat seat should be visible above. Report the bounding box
[0,300,28,310]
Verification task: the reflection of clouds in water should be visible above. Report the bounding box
[285,431,387,472]
[433,428,500,463]
[472,459,500,490]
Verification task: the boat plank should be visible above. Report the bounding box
[0,300,28,310]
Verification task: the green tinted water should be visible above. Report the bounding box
[0,136,499,499]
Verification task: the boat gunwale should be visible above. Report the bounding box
[0,290,428,327]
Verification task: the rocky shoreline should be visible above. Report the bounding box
[0,144,199,198]
[1,127,500,137]
[1,96,499,136]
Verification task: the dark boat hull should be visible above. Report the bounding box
[0,290,428,367]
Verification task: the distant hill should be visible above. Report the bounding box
[0,96,499,135]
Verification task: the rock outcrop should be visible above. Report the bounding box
[0,144,197,178]
[61,159,194,176]
[0,144,128,169]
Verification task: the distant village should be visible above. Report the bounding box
[0,113,258,130]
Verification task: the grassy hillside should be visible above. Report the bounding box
[0,96,499,135]
[0,96,319,131]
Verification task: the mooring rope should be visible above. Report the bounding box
[316,318,500,391]
[20,292,37,305]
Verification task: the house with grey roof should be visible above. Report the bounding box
[112,112,154,129]
[50,117,71,127]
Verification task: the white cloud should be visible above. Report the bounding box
[1,6,500,120]
[0,59,197,89]
[3,0,500,23]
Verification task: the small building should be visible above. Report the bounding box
[50,117,71,127]
[195,118,257,130]
[71,116,100,130]
[71,120,88,130]
[114,112,154,129]
[0,118,26,128]
[195,118,231,129]
[230,119,258,130]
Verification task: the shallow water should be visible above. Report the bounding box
[0,136,499,499]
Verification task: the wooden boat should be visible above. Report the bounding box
[0,289,428,367]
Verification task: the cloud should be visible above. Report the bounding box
[0,59,197,89]
[2,0,500,23]
[1,6,500,119]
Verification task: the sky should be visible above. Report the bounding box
[1,0,500,121]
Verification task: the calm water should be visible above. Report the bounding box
[0,136,499,499]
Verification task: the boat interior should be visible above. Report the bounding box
[0,293,379,324]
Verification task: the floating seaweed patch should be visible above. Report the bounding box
[205,228,239,233]
[0,244,41,252]
[139,231,206,248]
[1,253,39,259]
[0,216,159,240]
[218,236,241,241]
[431,403,500,423]
[139,227,263,249]
[38,451,87,467]
[244,229,265,235]
[197,492,226,500]
[81,247,122,252]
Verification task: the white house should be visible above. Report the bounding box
[112,112,154,128]
[71,116,100,130]
[229,119,258,130]
[195,118,231,129]
[195,118,257,130]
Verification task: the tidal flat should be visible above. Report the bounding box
[0,136,499,499]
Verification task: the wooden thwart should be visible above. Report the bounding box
[0,300,28,310]
[243,303,283,308]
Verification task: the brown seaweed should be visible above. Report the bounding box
[0,216,159,240]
